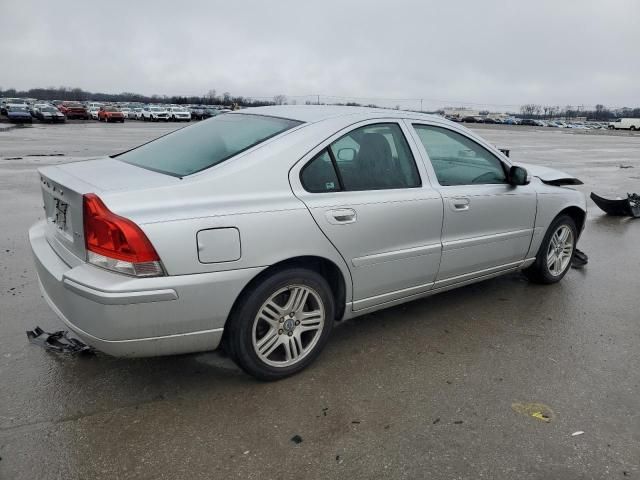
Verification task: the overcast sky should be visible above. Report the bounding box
[2,0,639,110]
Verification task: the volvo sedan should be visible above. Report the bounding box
[30,106,586,380]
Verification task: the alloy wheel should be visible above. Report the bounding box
[252,285,325,368]
[546,225,574,276]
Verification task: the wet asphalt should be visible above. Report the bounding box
[0,121,638,479]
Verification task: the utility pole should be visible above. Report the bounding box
[420,99,423,112]
[317,95,320,105]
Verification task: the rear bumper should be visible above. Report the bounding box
[29,220,263,357]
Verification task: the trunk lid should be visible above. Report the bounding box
[38,157,180,263]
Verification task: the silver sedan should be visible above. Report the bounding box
[30,106,586,380]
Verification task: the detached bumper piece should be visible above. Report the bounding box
[591,192,640,218]
[572,248,589,269]
[26,326,95,355]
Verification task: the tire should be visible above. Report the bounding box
[631,126,637,131]
[523,214,577,284]
[225,268,335,381]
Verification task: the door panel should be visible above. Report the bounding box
[408,123,537,281]
[291,120,444,308]
[437,184,536,280]
[302,189,444,303]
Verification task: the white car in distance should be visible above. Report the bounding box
[168,106,191,122]
[142,106,170,122]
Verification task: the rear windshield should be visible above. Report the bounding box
[117,113,302,177]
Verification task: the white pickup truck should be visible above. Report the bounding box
[608,118,640,131]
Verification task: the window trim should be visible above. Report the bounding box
[299,121,422,194]
[411,123,509,188]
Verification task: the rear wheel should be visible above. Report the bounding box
[631,126,637,131]
[225,268,334,381]
[524,214,577,284]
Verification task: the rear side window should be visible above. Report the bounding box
[301,123,421,192]
[300,150,341,193]
[117,114,302,177]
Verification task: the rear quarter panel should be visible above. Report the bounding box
[99,121,356,302]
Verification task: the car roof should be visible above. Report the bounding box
[235,105,444,124]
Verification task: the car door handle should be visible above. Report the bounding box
[326,208,357,224]
[450,197,471,211]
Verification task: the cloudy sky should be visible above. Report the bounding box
[2,0,639,110]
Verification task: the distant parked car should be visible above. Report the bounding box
[119,107,132,118]
[461,116,481,123]
[58,102,89,120]
[34,105,66,123]
[86,102,104,111]
[142,106,170,122]
[4,104,33,123]
[519,119,542,127]
[189,105,206,120]
[608,118,640,131]
[88,107,100,120]
[1,98,29,115]
[98,106,125,123]
[30,103,49,115]
[167,106,191,122]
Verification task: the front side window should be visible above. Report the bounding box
[301,123,421,192]
[413,125,507,186]
[117,114,302,177]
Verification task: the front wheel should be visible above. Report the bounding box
[523,214,577,284]
[225,268,335,381]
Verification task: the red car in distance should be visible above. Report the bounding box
[98,106,125,123]
[57,101,89,120]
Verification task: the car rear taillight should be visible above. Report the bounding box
[83,193,164,277]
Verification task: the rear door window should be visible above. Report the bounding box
[117,114,302,177]
[300,123,421,192]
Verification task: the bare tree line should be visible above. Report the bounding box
[519,103,640,121]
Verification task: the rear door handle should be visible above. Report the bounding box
[326,208,357,224]
[450,197,471,211]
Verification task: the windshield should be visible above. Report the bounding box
[10,106,28,112]
[117,113,302,177]
[41,107,57,112]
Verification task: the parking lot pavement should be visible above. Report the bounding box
[0,123,638,479]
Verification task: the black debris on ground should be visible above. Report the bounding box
[26,326,95,355]
[290,435,303,444]
[572,248,589,268]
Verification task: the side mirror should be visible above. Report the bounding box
[508,166,529,186]
[337,148,356,161]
